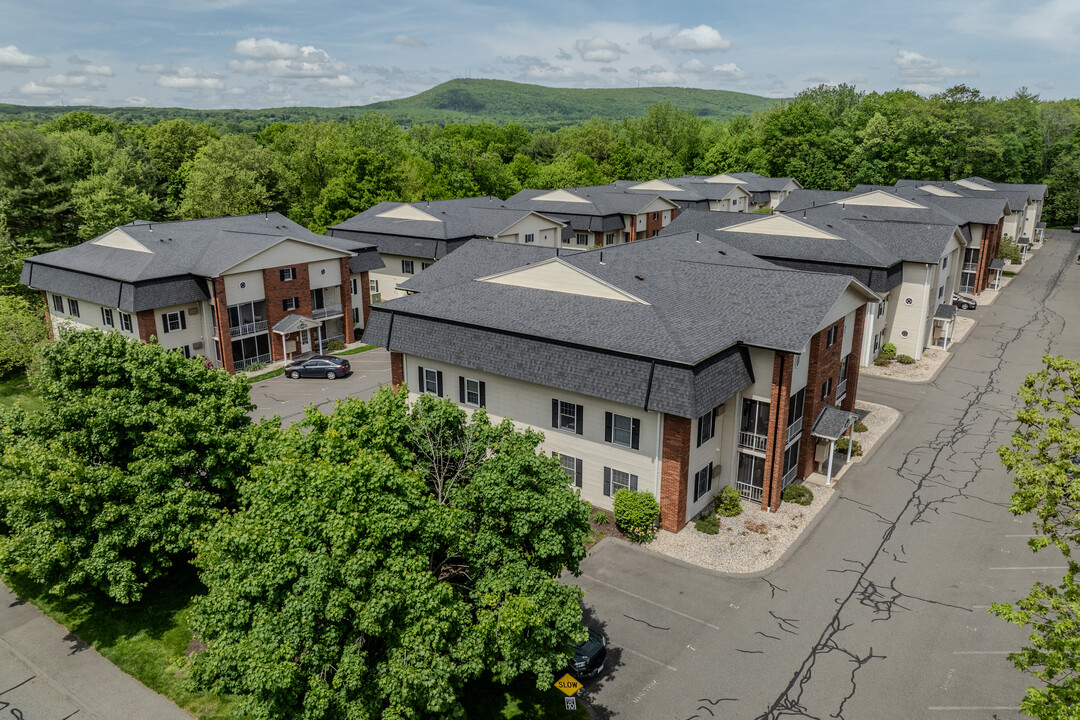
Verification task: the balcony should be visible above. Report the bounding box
[229,320,268,338]
[962,262,978,272]
[781,465,798,489]
[786,418,803,445]
[311,303,342,320]
[739,431,768,453]
[736,480,763,502]
[837,379,848,399]
[234,353,272,372]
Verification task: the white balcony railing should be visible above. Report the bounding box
[736,480,763,502]
[234,353,272,372]
[837,379,848,399]
[229,320,268,338]
[786,418,803,445]
[739,431,768,452]
[781,466,798,489]
[311,303,343,320]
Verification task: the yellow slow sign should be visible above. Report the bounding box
[553,673,582,696]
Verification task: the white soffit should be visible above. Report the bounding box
[532,189,592,203]
[720,214,842,239]
[91,229,153,253]
[375,204,443,222]
[478,258,648,303]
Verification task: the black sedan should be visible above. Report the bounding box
[952,293,977,310]
[285,355,351,379]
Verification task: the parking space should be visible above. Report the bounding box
[248,348,392,425]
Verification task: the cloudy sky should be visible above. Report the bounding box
[0,0,1076,109]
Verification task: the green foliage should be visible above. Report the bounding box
[0,330,255,603]
[591,510,609,525]
[612,489,660,543]
[717,485,744,517]
[897,354,916,364]
[854,420,868,433]
[999,234,1023,263]
[835,437,863,456]
[694,513,720,534]
[874,354,892,366]
[0,295,48,375]
[0,124,74,253]
[781,483,814,506]
[325,340,347,351]
[993,356,1080,718]
[188,387,591,719]
[179,135,289,219]
[881,342,897,357]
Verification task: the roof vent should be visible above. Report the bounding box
[635,274,644,280]
[148,224,152,232]
[718,250,726,255]
[599,251,604,265]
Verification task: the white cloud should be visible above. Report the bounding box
[226,87,246,95]
[126,96,148,106]
[629,65,681,85]
[0,45,49,69]
[137,63,167,74]
[389,34,424,47]
[640,25,731,52]
[229,39,347,78]
[156,67,225,89]
[18,81,60,96]
[555,48,572,61]
[233,37,302,59]
[43,73,105,88]
[678,59,747,80]
[317,74,357,88]
[573,36,624,63]
[893,50,976,85]
[83,64,113,76]
[501,55,547,67]
[529,65,584,80]
[599,66,618,74]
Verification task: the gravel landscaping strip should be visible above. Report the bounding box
[859,316,975,383]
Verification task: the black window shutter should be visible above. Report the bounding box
[436,371,443,397]
[459,376,466,403]
[629,474,638,491]
[418,366,425,391]
[693,469,701,502]
[479,382,486,407]
[576,405,584,435]
[707,462,714,493]
[161,313,170,333]
[697,417,704,448]
[631,418,640,450]
[604,412,613,443]
[603,467,611,496]
[575,458,582,488]
[179,310,186,330]
[552,399,559,428]
[711,407,718,440]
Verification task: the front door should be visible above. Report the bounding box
[299,329,311,353]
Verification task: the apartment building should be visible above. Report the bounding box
[20,213,383,372]
[896,177,1047,244]
[504,186,680,246]
[611,178,753,212]
[327,197,565,302]
[363,234,877,530]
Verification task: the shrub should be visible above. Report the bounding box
[897,354,915,364]
[998,234,1022,263]
[612,489,660,543]
[854,420,868,433]
[695,514,720,534]
[327,340,347,351]
[243,362,266,373]
[874,354,892,366]
[782,483,814,506]
[836,437,863,456]
[716,485,743,517]
[881,342,897,357]
[591,510,609,525]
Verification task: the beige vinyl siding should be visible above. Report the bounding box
[687,400,733,521]
[223,270,264,303]
[153,300,215,358]
[224,238,348,275]
[496,215,562,247]
[371,254,428,301]
[400,354,661,511]
[308,259,342,289]
[50,295,139,337]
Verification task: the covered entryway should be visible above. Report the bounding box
[272,314,323,365]
[809,405,858,486]
[932,303,957,349]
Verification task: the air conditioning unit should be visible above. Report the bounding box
[192,341,204,350]
[188,306,199,315]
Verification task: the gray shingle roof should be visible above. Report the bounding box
[810,405,857,440]
[329,197,564,240]
[934,303,957,321]
[989,258,1006,270]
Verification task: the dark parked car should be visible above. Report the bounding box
[1070,224,1080,233]
[569,627,607,679]
[285,355,351,379]
[952,293,977,310]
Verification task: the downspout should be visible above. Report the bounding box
[654,411,662,501]
[915,263,931,358]
[765,352,787,513]
[863,302,875,366]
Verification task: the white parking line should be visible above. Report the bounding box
[952,651,1012,655]
[1004,534,1038,538]
[580,574,721,631]
[988,566,1068,571]
[615,645,678,672]
[928,707,1020,711]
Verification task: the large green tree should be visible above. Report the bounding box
[0,295,48,375]
[0,330,255,603]
[179,135,290,219]
[188,387,591,720]
[993,355,1080,718]
[0,125,74,253]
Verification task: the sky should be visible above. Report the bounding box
[0,0,1077,109]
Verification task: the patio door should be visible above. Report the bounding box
[299,329,311,353]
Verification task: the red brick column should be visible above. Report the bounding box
[390,351,404,388]
[762,353,793,511]
[339,258,355,344]
[842,305,866,412]
[360,271,372,326]
[644,212,663,237]
[659,414,691,532]
[136,309,157,344]
[799,318,846,478]
[209,277,235,373]
[263,264,312,362]
[40,291,54,340]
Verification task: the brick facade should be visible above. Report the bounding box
[974,219,1003,295]
[360,271,372,327]
[659,414,691,532]
[761,352,794,511]
[841,305,866,413]
[390,351,404,388]
[263,263,312,363]
[210,277,234,374]
[798,317,846,479]
[643,211,664,239]
[339,257,355,345]
[136,309,157,345]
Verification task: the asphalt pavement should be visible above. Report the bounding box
[576,232,1080,719]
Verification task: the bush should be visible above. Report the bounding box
[591,510,609,525]
[326,340,347,351]
[836,437,863,456]
[716,485,743,517]
[998,234,1022,263]
[695,514,720,534]
[781,483,814,505]
[874,354,892,366]
[897,354,915,364]
[242,362,266,373]
[854,420,868,433]
[612,489,660,543]
[881,342,897,357]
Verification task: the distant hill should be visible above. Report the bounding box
[0,79,780,131]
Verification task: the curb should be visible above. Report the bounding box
[858,407,904,466]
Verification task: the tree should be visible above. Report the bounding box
[0,125,74,253]
[70,148,162,239]
[179,135,289,219]
[992,355,1080,718]
[0,295,48,375]
[188,387,591,720]
[0,330,255,603]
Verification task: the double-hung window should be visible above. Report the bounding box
[67,298,80,317]
[821,378,833,400]
[693,463,713,502]
[605,412,639,449]
[877,299,886,318]
[370,279,379,293]
[826,325,838,348]
[605,233,615,245]
[162,310,185,333]
[350,278,358,295]
[552,399,583,435]
[524,233,535,244]
[101,307,114,328]
[282,297,299,311]
[697,408,715,447]
[421,261,433,271]
[280,267,296,281]
[459,376,485,408]
[119,312,133,333]
[52,294,64,313]
[402,260,415,274]
[418,366,442,396]
[603,467,637,496]
[576,233,589,246]
[838,357,849,387]
[554,452,583,488]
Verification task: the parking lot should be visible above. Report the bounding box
[248,348,392,425]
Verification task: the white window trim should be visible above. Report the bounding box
[423,367,439,394]
[558,400,578,433]
[610,468,632,494]
[464,378,481,407]
[610,412,633,447]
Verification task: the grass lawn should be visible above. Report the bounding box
[0,371,43,414]
[332,344,375,356]
[463,675,590,719]
[246,366,285,382]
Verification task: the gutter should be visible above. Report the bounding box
[915,263,931,356]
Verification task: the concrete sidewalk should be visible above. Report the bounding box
[0,581,192,720]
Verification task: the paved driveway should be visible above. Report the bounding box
[248,348,392,425]
[577,231,1080,719]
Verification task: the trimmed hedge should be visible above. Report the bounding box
[897,354,915,364]
[716,485,743,517]
[612,489,659,543]
[781,483,814,505]
[694,514,720,534]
